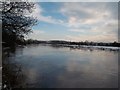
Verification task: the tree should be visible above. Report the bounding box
[1,1,37,47]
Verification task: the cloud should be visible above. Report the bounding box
[61,2,118,42]
[60,2,118,27]
[65,34,117,42]
[27,30,45,40]
[27,0,119,2]
[26,2,118,42]
[68,29,87,33]
[29,3,62,24]
[69,19,118,34]
[67,19,118,42]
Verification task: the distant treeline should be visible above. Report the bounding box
[25,39,120,47]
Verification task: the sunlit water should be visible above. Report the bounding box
[4,44,118,88]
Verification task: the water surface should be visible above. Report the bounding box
[3,44,118,88]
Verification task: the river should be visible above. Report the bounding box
[3,44,118,88]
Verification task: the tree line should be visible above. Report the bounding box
[25,39,120,47]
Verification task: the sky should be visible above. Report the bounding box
[27,2,118,42]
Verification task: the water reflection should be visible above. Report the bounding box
[3,44,118,88]
[2,46,26,89]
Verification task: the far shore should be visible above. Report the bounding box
[2,40,120,51]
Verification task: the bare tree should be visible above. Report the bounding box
[1,1,37,46]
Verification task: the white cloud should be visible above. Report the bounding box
[60,2,118,27]
[61,2,118,42]
[52,0,119,2]
[68,29,87,33]
[29,3,61,24]
[27,30,45,40]
[65,34,117,42]
[26,2,118,42]
[24,0,119,2]
[67,19,118,42]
